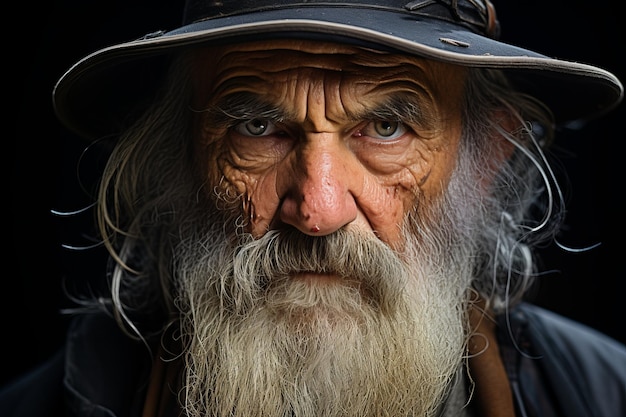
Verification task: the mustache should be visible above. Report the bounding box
[229,228,409,309]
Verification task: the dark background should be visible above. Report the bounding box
[6,0,625,388]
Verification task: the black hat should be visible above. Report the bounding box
[53,0,623,141]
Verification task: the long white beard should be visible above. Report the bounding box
[173,211,475,417]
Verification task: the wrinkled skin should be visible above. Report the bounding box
[192,39,466,254]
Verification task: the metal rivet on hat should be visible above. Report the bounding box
[439,37,471,47]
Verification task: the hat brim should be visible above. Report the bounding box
[53,7,624,141]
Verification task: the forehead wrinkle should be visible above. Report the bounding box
[366,80,434,114]
[193,43,461,128]
[353,64,434,95]
[206,76,270,107]
[201,44,431,96]
[204,74,437,133]
[286,63,437,129]
[332,63,441,124]
[300,70,353,131]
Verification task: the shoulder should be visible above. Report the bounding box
[498,302,626,417]
[0,312,151,417]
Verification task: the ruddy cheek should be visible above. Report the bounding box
[353,177,407,245]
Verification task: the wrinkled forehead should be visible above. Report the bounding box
[188,39,468,103]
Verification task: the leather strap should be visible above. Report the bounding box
[467,300,516,417]
[142,346,183,417]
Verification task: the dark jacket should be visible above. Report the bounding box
[497,304,626,416]
[1,303,625,416]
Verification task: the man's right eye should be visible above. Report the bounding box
[234,119,278,136]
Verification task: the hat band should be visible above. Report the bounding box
[183,0,499,38]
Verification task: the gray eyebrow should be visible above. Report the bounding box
[361,95,427,125]
[203,91,429,128]
[206,92,290,125]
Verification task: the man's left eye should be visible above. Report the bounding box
[359,121,407,140]
[234,119,279,136]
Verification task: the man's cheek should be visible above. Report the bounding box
[246,173,283,237]
[217,158,251,198]
[211,161,281,237]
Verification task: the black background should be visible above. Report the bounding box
[6,0,625,388]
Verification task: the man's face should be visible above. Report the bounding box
[192,39,466,248]
[175,40,474,417]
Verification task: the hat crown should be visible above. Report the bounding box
[183,0,500,38]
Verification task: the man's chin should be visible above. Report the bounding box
[263,275,377,324]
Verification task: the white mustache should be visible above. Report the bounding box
[230,228,408,311]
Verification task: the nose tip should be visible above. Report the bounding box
[279,190,357,235]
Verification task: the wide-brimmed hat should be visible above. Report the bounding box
[53,0,623,141]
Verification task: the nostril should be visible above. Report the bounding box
[278,187,358,236]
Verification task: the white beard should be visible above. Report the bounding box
[173,212,475,417]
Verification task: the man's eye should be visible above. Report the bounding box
[234,119,278,136]
[360,121,407,140]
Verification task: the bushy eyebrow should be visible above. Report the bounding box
[360,95,427,124]
[204,91,432,129]
[205,92,289,126]
[353,93,435,132]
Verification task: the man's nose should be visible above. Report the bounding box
[278,134,359,236]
